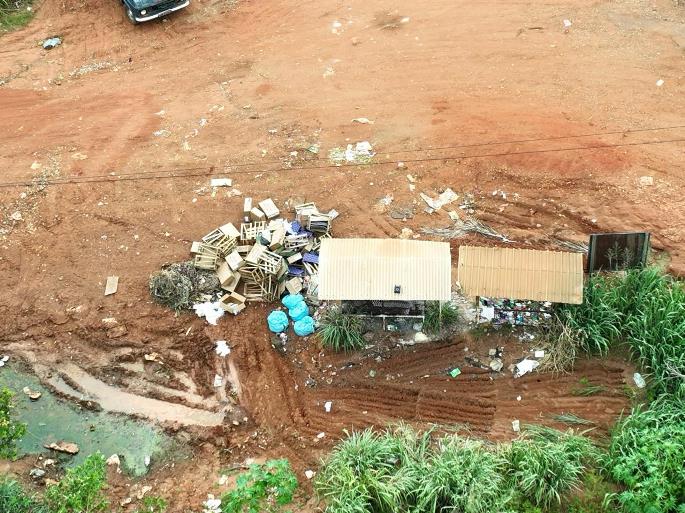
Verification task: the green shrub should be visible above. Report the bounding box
[0,478,44,513]
[423,301,460,334]
[505,426,599,509]
[44,453,108,513]
[0,386,27,460]
[318,308,365,352]
[221,459,298,513]
[605,397,685,513]
[0,0,33,32]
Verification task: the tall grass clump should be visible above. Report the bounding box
[554,267,685,396]
[423,301,460,335]
[505,426,600,509]
[604,396,685,513]
[316,424,598,513]
[0,386,27,460]
[318,307,365,352]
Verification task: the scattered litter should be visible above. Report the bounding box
[516,395,522,401]
[144,352,160,362]
[137,485,152,499]
[389,206,414,220]
[215,340,231,357]
[656,79,664,87]
[639,176,654,186]
[352,117,374,124]
[489,358,504,372]
[422,216,512,242]
[193,301,225,325]
[42,37,62,49]
[22,387,42,401]
[324,401,333,413]
[414,332,429,343]
[29,468,46,479]
[512,419,521,432]
[44,441,79,455]
[329,141,375,164]
[316,432,326,439]
[378,194,394,208]
[420,188,458,212]
[10,211,22,221]
[203,495,222,513]
[71,152,88,160]
[104,276,119,296]
[332,20,342,33]
[218,475,229,486]
[398,227,414,239]
[449,367,461,378]
[210,178,232,187]
[213,374,223,388]
[106,454,120,466]
[513,358,540,378]
[153,129,171,137]
[633,372,646,389]
[0,355,9,367]
[447,210,460,221]
[31,161,41,170]
[304,470,315,480]
[562,19,572,32]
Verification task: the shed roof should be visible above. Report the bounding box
[318,238,452,301]
[457,246,583,304]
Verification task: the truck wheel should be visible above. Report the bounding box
[126,7,139,24]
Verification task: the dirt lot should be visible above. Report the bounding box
[0,0,683,510]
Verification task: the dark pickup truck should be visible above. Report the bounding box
[121,0,189,23]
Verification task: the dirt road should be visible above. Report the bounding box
[0,0,683,509]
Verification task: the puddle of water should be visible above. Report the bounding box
[0,363,184,476]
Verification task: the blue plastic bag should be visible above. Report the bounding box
[282,294,304,310]
[289,301,309,321]
[294,316,315,336]
[267,310,289,333]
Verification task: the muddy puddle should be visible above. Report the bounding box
[0,363,186,476]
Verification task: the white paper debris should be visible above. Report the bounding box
[203,495,222,513]
[516,395,522,401]
[213,374,223,388]
[324,401,333,413]
[633,372,646,389]
[481,305,495,321]
[514,358,539,378]
[0,355,9,367]
[563,19,572,29]
[215,340,231,357]
[512,419,520,432]
[656,79,664,87]
[420,188,458,211]
[210,178,232,187]
[144,455,151,466]
[352,117,374,124]
[218,475,229,485]
[106,454,120,466]
[534,350,545,358]
[193,301,225,325]
[304,470,316,480]
[316,432,326,439]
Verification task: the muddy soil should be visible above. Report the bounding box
[0,0,682,509]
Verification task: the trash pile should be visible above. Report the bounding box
[268,293,316,337]
[182,198,337,319]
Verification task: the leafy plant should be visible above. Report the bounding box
[135,496,168,513]
[423,301,460,334]
[0,0,33,32]
[505,425,599,509]
[604,397,685,513]
[0,478,45,513]
[318,308,365,352]
[566,471,614,513]
[0,386,27,460]
[221,459,298,513]
[44,453,108,513]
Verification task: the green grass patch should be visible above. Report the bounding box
[44,453,108,513]
[220,459,298,513]
[0,386,27,460]
[0,0,34,32]
[0,478,45,513]
[318,307,365,352]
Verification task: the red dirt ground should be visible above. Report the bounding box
[0,0,683,509]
